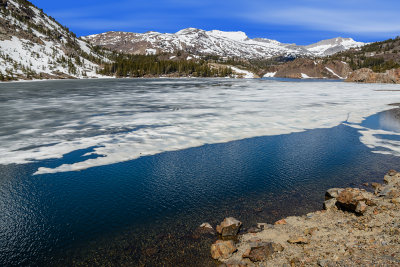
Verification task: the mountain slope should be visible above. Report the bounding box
[83,28,366,60]
[330,36,400,72]
[0,0,109,80]
[263,58,352,79]
[304,37,365,56]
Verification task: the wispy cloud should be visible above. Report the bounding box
[242,5,400,35]
[34,0,400,41]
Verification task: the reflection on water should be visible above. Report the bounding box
[357,108,400,156]
[1,121,400,266]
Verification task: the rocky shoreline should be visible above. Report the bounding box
[202,170,400,266]
[346,68,400,84]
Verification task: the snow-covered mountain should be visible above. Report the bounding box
[0,0,109,80]
[0,0,366,81]
[83,28,366,59]
[304,37,365,56]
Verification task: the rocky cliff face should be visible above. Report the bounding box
[83,29,365,60]
[0,0,109,80]
[346,68,400,84]
[267,58,352,79]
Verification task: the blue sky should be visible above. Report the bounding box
[31,0,400,45]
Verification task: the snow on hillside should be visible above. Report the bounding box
[207,30,248,41]
[0,0,109,80]
[84,28,366,60]
[230,66,257,78]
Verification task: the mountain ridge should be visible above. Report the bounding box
[1,0,397,82]
[83,28,365,60]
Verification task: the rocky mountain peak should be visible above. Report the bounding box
[175,27,203,35]
[305,37,365,56]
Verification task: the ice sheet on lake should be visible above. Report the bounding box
[0,79,400,174]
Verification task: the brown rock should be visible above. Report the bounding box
[372,182,383,195]
[388,189,400,198]
[216,217,242,237]
[242,242,284,262]
[336,188,374,214]
[290,257,302,267]
[371,182,381,189]
[304,227,318,236]
[325,188,344,200]
[378,186,400,198]
[211,240,237,260]
[355,201,368,214]
[384,172,400,185]
[323,198,337,210]
[275,219,287,225]
[391,198,400,204]
[288,236,309,244]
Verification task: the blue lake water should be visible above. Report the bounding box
[1,79,400,266]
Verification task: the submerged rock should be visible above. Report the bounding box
[211,240,237,260]
[193,222,215,239]
[216,217,242,237]
[200,222,213,229]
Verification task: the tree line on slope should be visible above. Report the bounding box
[328,36,400,72]
[98,54,233,77]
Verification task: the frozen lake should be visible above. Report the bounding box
[1,78,400,266]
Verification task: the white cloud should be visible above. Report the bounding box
[240,3,400,34]
[42,0,400,37]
